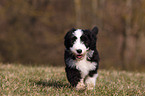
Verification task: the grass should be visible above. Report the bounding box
[0,64,145,96]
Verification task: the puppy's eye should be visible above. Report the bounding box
[71,37,77,43]
[72,37,76,40]
[81,36,87,41]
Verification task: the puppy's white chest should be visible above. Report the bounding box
[75,57,97,77]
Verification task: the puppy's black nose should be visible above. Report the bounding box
[76,49,82,54]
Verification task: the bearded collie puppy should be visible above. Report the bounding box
[64,26,100,90]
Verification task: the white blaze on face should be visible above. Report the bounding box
[70,29,88,55]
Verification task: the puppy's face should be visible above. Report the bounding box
[64,27,98,60]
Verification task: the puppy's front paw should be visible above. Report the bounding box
[76,81,86,90]
[86,83,95,90]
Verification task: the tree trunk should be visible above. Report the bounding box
[91,0,105,29]
[121,0,136,70]
[92,0,98,25]
[74,0,81,27]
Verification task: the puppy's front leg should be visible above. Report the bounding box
[85,74,98,90]
[76,78,86,90]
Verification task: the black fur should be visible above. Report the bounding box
[88,49,99,77]
[65,66,81,87]
[64,28,76,50]
[64,26,100,87]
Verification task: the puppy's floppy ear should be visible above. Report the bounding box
[92,26,98,35]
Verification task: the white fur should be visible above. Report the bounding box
[65,58,76,68]
[70,29,88,55]
[66,51,97,77]
[85,74,98,90]
[75,55,97,78]
[76,79,86,90]
[87,50,94,60]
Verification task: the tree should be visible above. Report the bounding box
[74,0,81,27]
[121,0,133,69]
[92,0,98,25]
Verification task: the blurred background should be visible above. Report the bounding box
[0,0,145,71]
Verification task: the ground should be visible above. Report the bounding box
[0,64,145,95]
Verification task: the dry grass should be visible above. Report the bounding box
[0,64,145,95]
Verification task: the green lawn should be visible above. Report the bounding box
[0,64,145,96]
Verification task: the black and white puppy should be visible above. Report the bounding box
[64,26,100,90]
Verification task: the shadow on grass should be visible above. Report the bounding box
[33,79,71,89]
